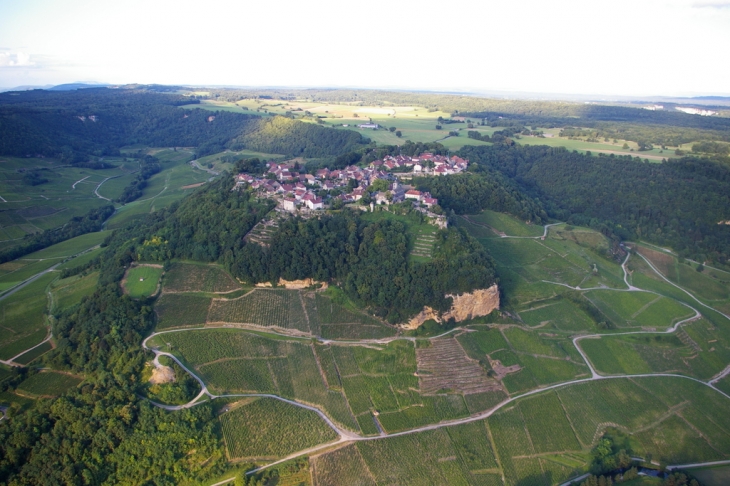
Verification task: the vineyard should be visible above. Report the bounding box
[220,397,338,460]
[503,327,567,358]
[518,299,596,332]
[416,337,499,395]
[311,444,376,486]
[208,289,310,332]
[154,293,211,329]
[312,425,505,485]
[16,371,82,398]
[312,292,395,340]
[162,262,241,293]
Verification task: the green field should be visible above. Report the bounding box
[13,341,53,365]
[152,327,508,434]
[154,293,211,330]
[688,465,730,486]
[208,289,310,332]
[313,376,730,485]
[16,371,82,398]
[55,246,103,271]
[50,271,99,312]
[123,265,163,298]
[0,258,59,292]
[583,290,693,330]
[0,157,132,252]
[581,332,723,379]
[22,231,107,260]
[0,271,55,360]
[104,151,210,230]
[220,397,338,460]
[464,210,545,237]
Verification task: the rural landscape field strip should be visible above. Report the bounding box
[138,221,730,484]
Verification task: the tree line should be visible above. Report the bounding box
[458,144,730,265]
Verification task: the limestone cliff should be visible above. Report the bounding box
[255,278,326,289]
[404,284,499,330]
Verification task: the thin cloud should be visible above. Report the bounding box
[0,51,36,67]
[692,1,730,8]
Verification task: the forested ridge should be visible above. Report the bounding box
[0,88,366,161]
[458,144,730,264]
[131,175,496,322]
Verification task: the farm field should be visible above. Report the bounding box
[0,271,55,360]
[580,332,722,379]
[0,156,133,250]
[151,328,512,434]
[22,231,107,260]
[104,151,210,230]
[162,262,241,293]
[15,371,82,398]
[688,465,730,486]
[50,271,99,312]
[154,293,212,329]
[220,397,338,460]
[122,265,163,298]
[583,290,693,330]
[461,216,627,317]
[208,289,310,332]
[308,376,730,485]
[635,244,730,310]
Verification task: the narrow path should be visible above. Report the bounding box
[501,222,563,239]
[94,174,125,201]
[635,251,730,321]
[8,332,53,363]
[190,160,220,176]
[71,176,89,189]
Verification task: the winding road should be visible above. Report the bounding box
[138,223,730,483]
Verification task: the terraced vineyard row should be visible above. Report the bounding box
[220,398,338,460]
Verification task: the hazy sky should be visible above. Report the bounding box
[1,0,729,96]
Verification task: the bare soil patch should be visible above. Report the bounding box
[149,364,175,385]
[416,338,499,395]
[181,182,205,190]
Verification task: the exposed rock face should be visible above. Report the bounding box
[149,364,175,385]
[404,284,499,330]
[255,278,326,289]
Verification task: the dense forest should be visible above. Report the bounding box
[228,211,495,322]
[0,88,367,161]
[130,175,496,322]
[457,144,730,264]
[0,211,230,484]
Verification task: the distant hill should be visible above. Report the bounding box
[0,84,54,92]
[47,83,111,91]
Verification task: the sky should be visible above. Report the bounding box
[1,0,729,97]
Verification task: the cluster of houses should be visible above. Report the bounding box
[370,153,468,176]
[235,153,469,212]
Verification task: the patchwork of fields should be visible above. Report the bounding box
[309,377,730,486]
[137,209,730,485]
[3,150,728,486]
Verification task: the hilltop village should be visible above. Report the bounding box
[235,152,469,213]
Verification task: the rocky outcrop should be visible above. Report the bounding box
[149,364,175,385]
[255,278,326,289]
[403,284,500,330]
